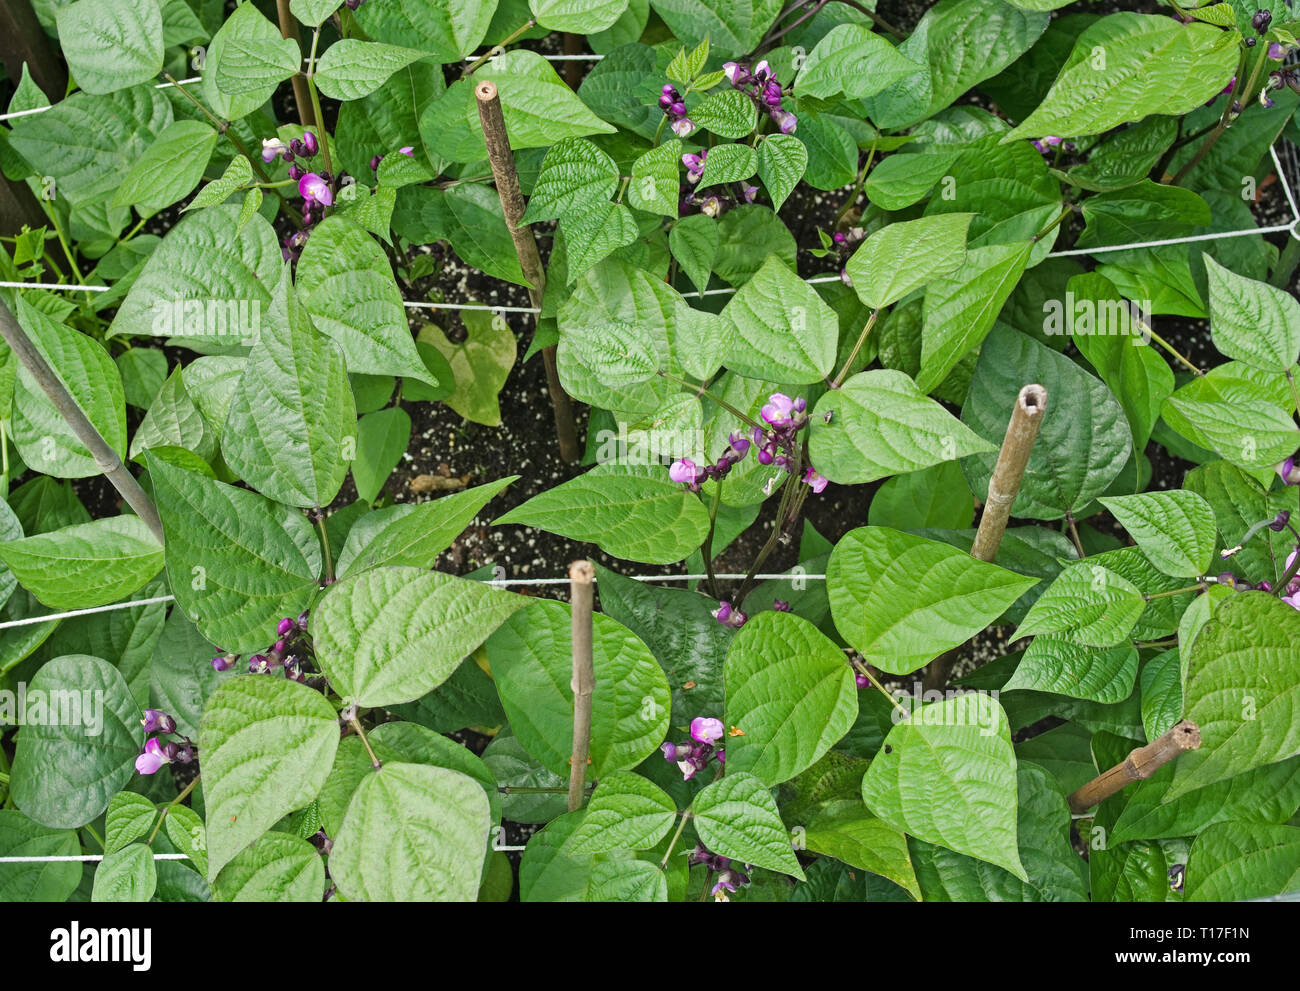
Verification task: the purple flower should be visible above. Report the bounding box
[712,601,747,628]
[699,195,723,217]
[711,866,750,900]
[1269,42,1286,60]
[369,154,383,171]
[723,62,740,84]
[1253,9,1273,33]
[753,60,772,83]
[840,267,853,287]
[669,458,702,485]
[690,717,725,744]
[299,172,333,208]
[302,131,319,156]
[771,108,798,134]
[1277,456,1300,485]
[211,654,234,672]
[803,467,829,494]
[762,81,783,107]
[682,151,706,183]
[855,672,870,689]
[297,610,310,630]
[773,599,790,612]
[277,616,296,637]
[399,146,415,157]
[135,738,170,775]
[1285,551,1300,611]
[670,101,686,117]
[671,117,696,137]
[661,741,688,762]
[261,138,289,163]
[140,709,176,735]
[740,184,759,203]
[728,431,750,458]
[761,393,796,426]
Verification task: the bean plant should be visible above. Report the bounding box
[0,0,1299,905]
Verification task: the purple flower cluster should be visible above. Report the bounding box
[1031,135,1069,155]
[818,225,865,286]
[135,708,196,775]
[661,716,726,780]
[211,610,314,683]
[722,60,797,133]
[660,84,695,137]
[678,149,759,217]
[688,843,752,900]
[1279,456,1300,486]
[263,131,338,262]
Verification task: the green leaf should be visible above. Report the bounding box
[295,217,433,384]
[212,831,324,902]
[1186,823,1300,902]
[794,23,918,101]
[867,460,973,530]
[691,88,758,139]
[828,527,1037,676]
[628,139,681,217]
[290,0,342,28]
[722,255,838,384]
[146,456,321,654]
[109,204,281,343]
[668,213,718,294]
[697,143,758,190]
[495,464,710,565]
[693,771,806,879]
[585,858,668,901]
[1013,562,1146,647]
[212,2,300,99]
[520,137,620,224]
[129,367,217,464]
[568,772,678,854]
[417,309,514,425]
[393,184,525,285]
[313,567,525,707]
[844,214,972,310]
[315,40,426,101]
[1097,490,1217,578]
[0,516,162,611]
[164,805,208,877]
[801,801,920,900]
[103,792,156,855]
[531,0,630,32]
[1163,388,1299,472]
[756,134,806,212]
[9,656,143,829]
[724,612,858,786]
[485,599,671,778]
[199,675,340,879]
[349,406,410,505]
[330,762,491,901]
[354,0,496,60]
[1203,253,1300,373]
[0,811,81,901]
[863,151,959,211]
[11,299,127,479]
[116,347,169,410]
[112,120,218,213]
[1166,593,1300,801]
[92,843,156,902]
[1004,634,1139,703]
[560,200,640,281]
[561,318,662,388]
[809,369,995,484]
[337,477,515,575]
[962,324,1132,519]
[918,242,1033,393]
[649,0,783,57]
[221,273,355,508]
[1005,13,1239,140]
[864,693,1026,879]
[55,0,164,95]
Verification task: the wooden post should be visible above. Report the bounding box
[567,560,595,812]
[1068,720,1201,814]
[473,79,581,464]
[924,384,1048,692]
[0,299,165,543]
[0,0,66,106]
[275,0,317,129]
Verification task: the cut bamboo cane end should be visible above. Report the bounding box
[569,559,595,584]
[1167,719,1202,752]
[1018,383,1048,416]
[475,80,499,103]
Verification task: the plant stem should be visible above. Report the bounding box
[660,810,692,870]
[464,20,536,76]
[0,770,8,785]
[38,201,84,291]
[702,480,724,598]
[831,309,878,388]
[304,29,334,179]
[1032,203,1073,242]
[1142,323,1203,376]
[1271,230,1300,290]
[276,0,316,127]
[162,73,274,185]
[1065,513,1085,558]
[315,511,333,584]
[83,823,105,852]
[657,370,764,431]
[1145,583,1205,601]
[761,0,830,50]
[734,449,806,605]
[146,775,201,845]
[834,136,877,228]
[568,560,596,812]
[1274,545,1300,597]
[1171,49,1266,187]
[349,714,382,769]
[0,300,165,542]
[852,659,909,718]
[831,0,904,40]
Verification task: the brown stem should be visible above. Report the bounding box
[562,34,583,89]
[0,299,164,543]
[1067,720,1201,814]
[276,0,316,128]
[567,560,596,812]
[923,384,1047,692]
[473,79,581,463]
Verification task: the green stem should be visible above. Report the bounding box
[315,511,333,584]
[702,480,724,598]
[1145,583,1204,601]
[851,659,909,718]
[463,19,536,76]
[1032,204,1073,242]
[350,714,382,769]
[0,770,8,785]
[734,449,805,605]
[830,0,904,40]
[657,370,764,431]
[38,200,85,294]
[1143,324,1203,376]
[660,810,692,870]
[1270,231,1300,290]
[831,309,878,388]
[834,137,877,227]
[1066,513,1085,558]
[304,29,334,180]
[83,823,105,852]
[1171,48,1266,188]
[163,72,274,185]
[146,775,201,845]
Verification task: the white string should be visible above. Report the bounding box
[0,77,202,122]
[1045,223,1297,258]
[0,281,111,292]
[1270,144,1300,234]
[0,574,825,631]
[401,301,540,313]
